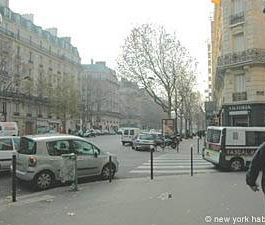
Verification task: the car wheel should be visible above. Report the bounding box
[101,164,116,180]
[122,142,125,146]
[171,143,177,149]
[230,158,244,171]
[34,170,54,190]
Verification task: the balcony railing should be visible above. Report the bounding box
[230,12,245,25]
[232,92,247,101]
[0,27,80,65]
[217,48,265,69]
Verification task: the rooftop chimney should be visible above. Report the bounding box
[46,28,58,36]
[96,61,106,66]
[22,14,34,23]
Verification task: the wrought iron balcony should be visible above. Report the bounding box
[232,92,247,102]
[217,48,265,69]
[230,12,245,25]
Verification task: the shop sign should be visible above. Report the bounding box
[228,104,251,111]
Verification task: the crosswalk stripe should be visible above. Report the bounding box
[137,166,214,169]
[129,153,216,175]
[143,162,211,166]
[129,170,216,174]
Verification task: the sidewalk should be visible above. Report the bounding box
[0,172,263,225]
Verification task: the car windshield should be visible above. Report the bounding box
[139,134,154,140]
[18,137,36,155]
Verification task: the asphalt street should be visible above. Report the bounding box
[0,135,213,199]
[0,173,262,225]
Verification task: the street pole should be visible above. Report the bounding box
[150,145,154,180]
[12,154,17,202]
[191,146,193,176]
[197,137,200,154]
[109,155,112,183]
[2,101,6,122]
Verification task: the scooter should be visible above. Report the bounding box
[162,135,180,149]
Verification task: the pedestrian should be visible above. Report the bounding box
[246,142,265,208]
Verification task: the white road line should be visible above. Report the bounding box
[143,162,212,166]
[129,170,216,174]
[129,153,216,174]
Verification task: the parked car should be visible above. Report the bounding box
[150,132,165,147]
[131,133,156,151]
[0,136,20,172]
[121,127,140,146]
[16,134,119,190]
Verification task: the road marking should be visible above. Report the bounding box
[129,153,217,175]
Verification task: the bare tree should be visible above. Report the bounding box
[118,24,192,118]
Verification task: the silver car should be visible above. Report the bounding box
[16,134,119,190]
[131,133,156,151]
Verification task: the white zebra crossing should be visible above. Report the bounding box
[129,153,217,175]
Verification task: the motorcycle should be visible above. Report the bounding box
[162,135,180,149]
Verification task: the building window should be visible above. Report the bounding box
[17,46,20,56]
[234,74,245,92]
[232,0,244,14]
[15,103,19,113]
[233,33,245,52]
[29,51,33,63]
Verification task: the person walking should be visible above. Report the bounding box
[246,142,265,194]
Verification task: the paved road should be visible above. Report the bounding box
[0,173,260,225]
[0,135,215,199]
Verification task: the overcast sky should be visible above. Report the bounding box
[10,0,213,93]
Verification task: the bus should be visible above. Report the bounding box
[203,126,265,171]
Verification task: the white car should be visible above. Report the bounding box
[16,134,119,190]
[0,136,20,171]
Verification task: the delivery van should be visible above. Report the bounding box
[0,122,19,136]
[121,127,140,145]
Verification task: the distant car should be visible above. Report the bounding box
[121,127,140,146]
[0,136,20,171]
[132,133,156,151]
[150,132,165,147]
[16,134,119,190]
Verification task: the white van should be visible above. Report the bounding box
[0,122,19,136]
[121,128,140,146]
[203,126,265,171]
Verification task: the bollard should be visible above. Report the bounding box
[150,145,154,180]
[197,137,200,154]
[12,154,16,202]
[74,154,78,191]
[109,155,112,183]
[191,146,193,177]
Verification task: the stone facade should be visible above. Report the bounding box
[0,3,82,134]
[212,0,265,126]
[82,61,120,130]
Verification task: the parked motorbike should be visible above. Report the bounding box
[162,135,180,149]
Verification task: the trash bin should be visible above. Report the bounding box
[60,153,77,183]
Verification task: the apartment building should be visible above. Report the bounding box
[0,1,82,134]
[212,0,265,126]
[82,61,121,130]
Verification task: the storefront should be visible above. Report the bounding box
[222,104,265,127]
